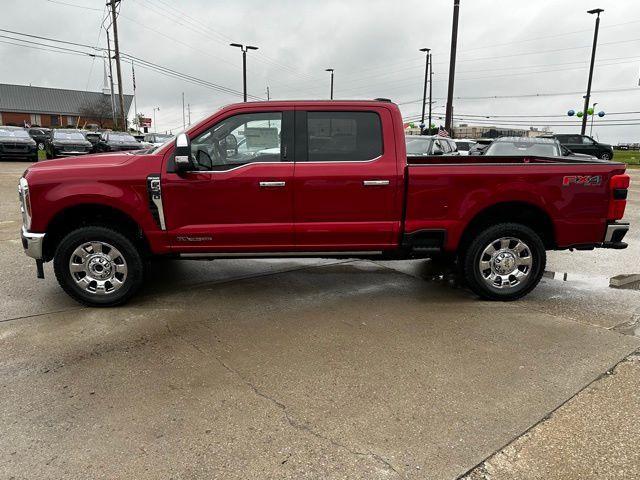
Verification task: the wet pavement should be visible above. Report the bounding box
[1,162,638,479]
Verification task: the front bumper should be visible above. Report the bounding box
[21,226,45,259]
[602,222,629,249]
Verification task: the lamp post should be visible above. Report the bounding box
[325,68,334,99]
[153,106,160,133]
[590,102,598,136]
[581,8,604,135]
[230,43,259,102]
[419,48,430,134]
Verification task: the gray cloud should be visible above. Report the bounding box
[1,0,639,142]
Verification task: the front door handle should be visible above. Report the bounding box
[363,180,390,186]
[259,181,286,187]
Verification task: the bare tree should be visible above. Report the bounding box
[79,96,113,128]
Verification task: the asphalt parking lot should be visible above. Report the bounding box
[1,161,638,479]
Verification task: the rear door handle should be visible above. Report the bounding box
[259,181,286,187]
[363,180,390,186]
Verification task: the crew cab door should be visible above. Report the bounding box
[293,106,401,249]
[161,108,295,251]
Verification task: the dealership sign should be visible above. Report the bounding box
[139,117,152,127]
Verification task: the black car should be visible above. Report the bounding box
[27,127,51,151]
[0,126,38,161]
[468,138,493,155]
[94,131,144,153]
[82,131,102,152]
[550,134,614,160]
[46,129,93,159]
[405,135,460,156]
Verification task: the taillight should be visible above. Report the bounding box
[608,174,630,220]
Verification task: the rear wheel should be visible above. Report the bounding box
[463,223,546,301]
[54,226,144,307]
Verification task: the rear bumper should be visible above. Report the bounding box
[602,222,629,249]
[21,226,45,259]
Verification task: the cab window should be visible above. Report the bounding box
[190,112,283,171]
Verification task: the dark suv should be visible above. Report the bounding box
[551,134,613,160]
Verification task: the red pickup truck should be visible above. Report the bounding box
[18,100,630,306]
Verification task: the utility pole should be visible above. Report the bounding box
[153,106,159,133]
[582,8,604,135]
[419,48,430,134]
[105,30,116,127]
[428,53,433,135]
[109,0,126,130]
[131,60,137,132]
[266,85,270,100]
[182,92,185,130]
[187,104,191,125]
[445,0,460,135]
[325,68,334,99]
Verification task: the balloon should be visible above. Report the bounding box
[567,109,575,116]
[598,111,605,117]
[587,108,594,115]
[576,111,584,118]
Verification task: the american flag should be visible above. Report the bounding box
[437,126,450,138]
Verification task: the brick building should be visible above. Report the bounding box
[0,83,132,129]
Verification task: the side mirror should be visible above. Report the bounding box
[174,133,191,173]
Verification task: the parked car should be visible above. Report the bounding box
[549,134,614,160]
[18,99,630,306]
[468,138,493,155]
[94,131,145,153]
[453,139,477,156]
[27,127,51,151]
[82,131,102,152]
[0,126,37,161]
[405,135,459,156]
[45,129,93,159]
[143,133,174,147]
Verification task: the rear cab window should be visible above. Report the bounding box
[305,111,383,162]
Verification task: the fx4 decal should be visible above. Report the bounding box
[562,175,602,186]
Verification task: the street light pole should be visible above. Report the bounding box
[581,8,604,135]
[153,106,159,133]
[419,48,430,135]
[445,0,460,135]
[428,53,433,135]
[230,43,259,102]
[325,68,334,99]
[590,102,598,136]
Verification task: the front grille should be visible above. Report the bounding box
[5,145,29,153]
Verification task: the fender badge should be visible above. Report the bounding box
[176,236,213,242]
[562,175,602,186]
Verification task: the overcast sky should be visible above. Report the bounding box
[2,0,639,142]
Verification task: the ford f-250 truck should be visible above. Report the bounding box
[18,100,630,306]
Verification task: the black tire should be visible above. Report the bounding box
[600,152,611,160]
[463,223,546,301]
[54,226,144,307]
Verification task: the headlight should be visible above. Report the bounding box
[18,177,32,230]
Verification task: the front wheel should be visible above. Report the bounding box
[600,152,611,160]
[54,226,144,307]
[463,223,546,301]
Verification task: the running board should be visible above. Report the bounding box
[179,251,383,260]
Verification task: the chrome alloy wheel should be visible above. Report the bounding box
[478,237,532,289]
[69,241,128,295]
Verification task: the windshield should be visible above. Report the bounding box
[485,141,560,157]
[54,130,86,140]
[0,128,30,138]
[405,137,432,155]
[110,133,136,142]
[154,134,173,142]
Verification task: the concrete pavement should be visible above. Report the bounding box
[1,162,638,479]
